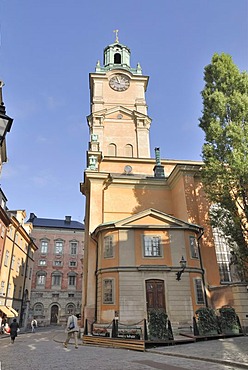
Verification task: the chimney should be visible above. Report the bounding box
[65,216,71,224]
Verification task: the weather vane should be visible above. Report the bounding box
[113,29,119,43]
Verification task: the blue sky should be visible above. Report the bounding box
[0,0,247,222]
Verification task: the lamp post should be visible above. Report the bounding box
[176,256,187,281]
[0,81,13,147]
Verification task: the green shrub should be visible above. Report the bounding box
[148,309,169,340]
[195,307,218,335]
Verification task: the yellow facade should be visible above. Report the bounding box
[0,210,37,326]
[81,38,248,330]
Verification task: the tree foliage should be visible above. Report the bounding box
[199,53,248,268]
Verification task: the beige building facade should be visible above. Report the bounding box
[81,37,248,331]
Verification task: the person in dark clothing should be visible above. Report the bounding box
[10,318,19,344]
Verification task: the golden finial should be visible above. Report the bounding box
[113,29,119,43]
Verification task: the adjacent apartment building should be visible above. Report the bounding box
[28,213,84,326]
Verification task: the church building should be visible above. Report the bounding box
[80,33,247,332]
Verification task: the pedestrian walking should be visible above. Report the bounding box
[9,318,19,344]
[63,314,79,349]
[31,318,38,332]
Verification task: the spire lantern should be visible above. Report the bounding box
[94,31,142,75]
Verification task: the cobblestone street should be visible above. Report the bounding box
[0,328,247,370]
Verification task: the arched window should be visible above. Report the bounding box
[108,143,117,156]
[66,303,76,315]
[125,144,133,157]
[114,53,121,64]
[36,271,46,287]
[33,303,44,316]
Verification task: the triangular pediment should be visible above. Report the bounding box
[114,209,200,229]
[88,106,149,121]
[93,209,201,233]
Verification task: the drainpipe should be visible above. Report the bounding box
[197,229,209,308]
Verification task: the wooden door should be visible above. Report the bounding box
[146,279,165,311]
[50,304,58,324]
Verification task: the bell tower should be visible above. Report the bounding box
[86,32,152,169]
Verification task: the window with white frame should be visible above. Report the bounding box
[53,260,63,267]
[1,225,5,238]
[103,236,114,258]
[54,240,63,255]
[39,260,47,266]
[4,250,9,266]
[69,261,76,267]
[16,258,21,272]
[189,236,199,258]
[0,281,5,295]
[36,272,46,286]
[213,228,231,282]
[70,241,78,255]
[194,278,205,305]
[103,279,114,304]
[11,255,15,270]
[40,240,48,254]
[143,236,162,257]
[52,272,62,286]
[7,283,11,297]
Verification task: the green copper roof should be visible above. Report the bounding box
[95,35,142,75]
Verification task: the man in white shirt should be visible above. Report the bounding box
[63,314,79,349]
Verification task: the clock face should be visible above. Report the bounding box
[109,74,130,91]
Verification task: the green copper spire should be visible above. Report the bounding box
[94,31,142,75]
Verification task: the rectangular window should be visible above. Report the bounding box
[69,261,76,267]
[11,255,15,270]
[7,283,11,296]
[195,278,205,305]
[70,242,78,255]
[52,293,59,298]
[16,258,21,273]
[104,236,114,258]
[40,240,48,254]
[1,225,5,238]
[0,281,5,295]
[29,267,32,280]
[103,279,114,304]
[52,275,61,286]
[53,260,63,267]
[39,260,47,266]
[143,236,161,257]
[4,250,9,266]
[68,275,76,286]
[189,236,199,259]
[37,275,45,286]
[68,293,74,298]
[55,241,63,255]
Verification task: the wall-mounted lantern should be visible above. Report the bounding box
[176,256,187,281]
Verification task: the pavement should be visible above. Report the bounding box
[1,328,248,369]
[52,330,248,369]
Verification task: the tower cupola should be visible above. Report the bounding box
[95,30,142,75]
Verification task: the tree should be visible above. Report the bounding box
[199,53,248,272]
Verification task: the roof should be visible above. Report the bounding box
[27,214,84,230]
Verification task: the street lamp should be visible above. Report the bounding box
[176,256,187,281]
[0,81,13,146]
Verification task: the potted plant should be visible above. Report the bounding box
[218,307,240,334]
[195,307,218,336]
[148,308,169,340]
